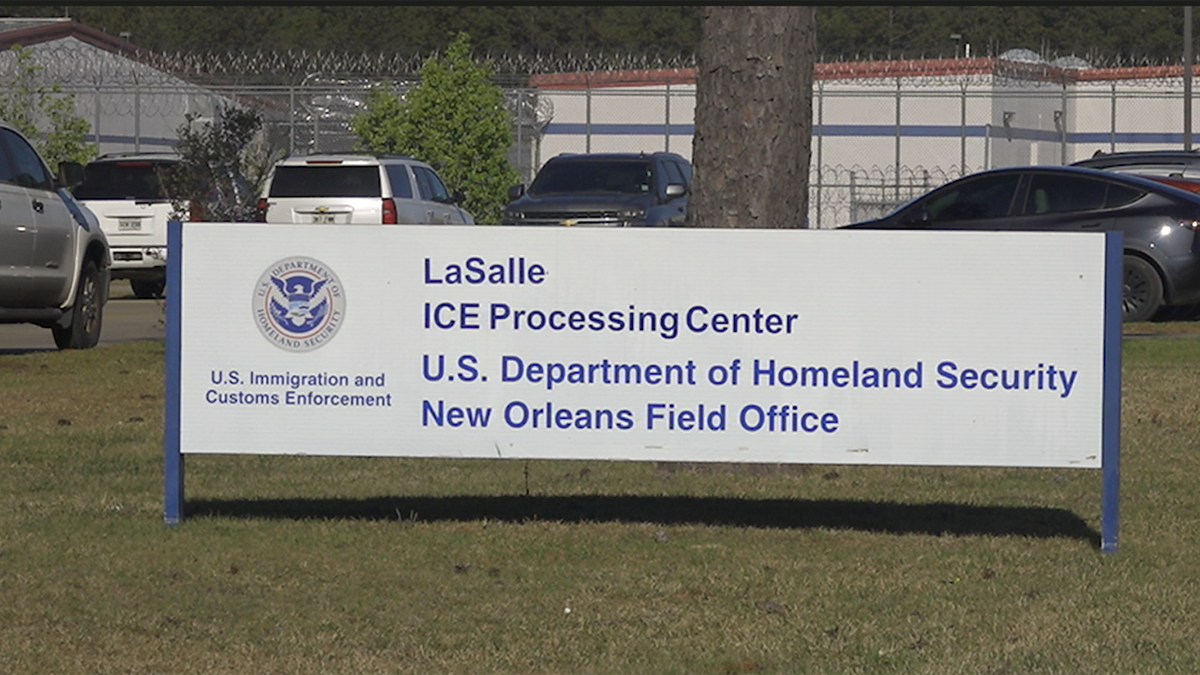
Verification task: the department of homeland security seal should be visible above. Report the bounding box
[252,256,346,352]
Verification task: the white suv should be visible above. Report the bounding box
[257,154,475,225]
[74,152,180,298]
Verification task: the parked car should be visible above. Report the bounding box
[1072,149,1200,194]
[73,152,181,299]
[840,165,1200,322]
[1073,148,1200,175]
[0,121,111,348]
[502,152,691,227]
[257,154,474,225]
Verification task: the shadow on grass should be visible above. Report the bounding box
[186,495,1101,547]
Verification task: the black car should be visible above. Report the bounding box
[1072,149,1200,175]
[841,165,1200,322]
[1071,149,1200,195]
[502,152,691,227]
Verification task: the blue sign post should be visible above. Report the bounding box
[164,220,184,525]
[1100,232,1123,553]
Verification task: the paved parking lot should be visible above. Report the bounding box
[0,281,165,355]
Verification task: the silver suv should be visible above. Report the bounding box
[73,152,179,299]
[257,154,475,225]
[0,121,111,349]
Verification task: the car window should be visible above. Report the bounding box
[1104,183,1146,208]
[384,165,414,199]
[662,160,685,187]
[74,161,174,200]
[0,138,15,184]
[673,160,692,186]
[269,165,381,198]
[529,160,653,195]
[1022,174,1107,215]
[922,174,1020,221]
[413,166,449,202]
[0,128,52,191]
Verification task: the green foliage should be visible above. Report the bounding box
[0,45,95,167]
[165,104,269,222]
[5,5,1194,63]
[47,6,703,57]
[350,82,406,155]
[351,33,519,225]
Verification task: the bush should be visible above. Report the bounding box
[0,45,95,168]
[351,33,519,224]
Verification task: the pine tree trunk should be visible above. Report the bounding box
[686,6,816,229]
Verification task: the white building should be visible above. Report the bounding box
[528,55,1197,227]
[0,17,234,154]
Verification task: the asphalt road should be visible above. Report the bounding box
[0,281,166,355]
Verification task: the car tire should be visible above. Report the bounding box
[51,260,104,350]
[1123,255,1163,323]
[131,278,166,299]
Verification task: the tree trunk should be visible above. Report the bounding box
[686,6,816,229]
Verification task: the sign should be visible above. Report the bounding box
[164,223,1122,549]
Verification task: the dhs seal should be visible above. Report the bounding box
[253,256,346,352]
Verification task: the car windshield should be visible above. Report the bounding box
[269,165,381,198]
[73,161,174,200]
[528,160,652,196]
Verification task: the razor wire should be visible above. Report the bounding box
[5,41,1197,87]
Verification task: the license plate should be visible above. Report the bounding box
[118,218,141,232]
[311,214,335,224]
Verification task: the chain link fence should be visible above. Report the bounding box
[5,41,1195,227]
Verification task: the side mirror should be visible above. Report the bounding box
[58,161,85,189]
[665,183,687,198]
[507,184,526,201]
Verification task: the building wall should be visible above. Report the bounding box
[5,37,234,155]
[530,67,1197,227]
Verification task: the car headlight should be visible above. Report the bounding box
[619,207,646,220]
[504,207,524,220]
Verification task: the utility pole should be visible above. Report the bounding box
[1186,6,1193,150]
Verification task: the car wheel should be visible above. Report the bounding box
[131,278,166,299]
[1122,255,1163,323]
[51,260,104,350]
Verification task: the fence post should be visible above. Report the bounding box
[984,124,992,170]
[815,80,824,229]
[134,82,141,152]
[1060,85,1068,164]
[960,82,968,178]
[849,171,858,224]
[586,80,593,153]
[93,87,101,152]
[664,81,671,153]
[1110,83,1117,153]
[894,77,902,201]
[289,86,296,156]
[516,90,526,183]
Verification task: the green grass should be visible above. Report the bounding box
[2,337,1200,674]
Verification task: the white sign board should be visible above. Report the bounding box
[173,224,1114,468]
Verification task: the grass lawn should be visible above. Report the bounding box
[1,334,1198,674]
